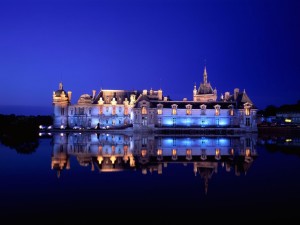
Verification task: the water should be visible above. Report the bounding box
[0,131,300,224]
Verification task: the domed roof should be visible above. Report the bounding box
[54,89,67,97]
[54,82,68,98]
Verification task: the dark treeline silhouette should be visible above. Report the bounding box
[0,114,52,154]
[257,100,300,116]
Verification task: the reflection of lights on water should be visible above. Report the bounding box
[157,149,162,156]
[172,149,177,156]
[246,148,251,157]
[141,149,147,157]
[215,148,221,160]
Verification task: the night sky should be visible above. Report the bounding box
[0,0,299,115]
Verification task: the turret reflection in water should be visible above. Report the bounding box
[51,132,258,193]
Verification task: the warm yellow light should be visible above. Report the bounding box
[286,139,292,142]
[97,156,103,164]
[157,109,162,115]
[285,118,292,123]
[142,107,147,115]
[157,149,163,156]
[141,149,147,157]
[172,149,177,156]
[245,149,251,157]
[230,148,234,155]
[172,108,176,115]
[110,155,116,164]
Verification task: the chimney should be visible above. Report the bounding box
[225,92,230,101]
[163,96,168,101]
[143,90,147,95]
[234,88,239,100]
[183,98,187,101]
[67,91,72,102]
[158,89,163,100]
[92,90,96,99]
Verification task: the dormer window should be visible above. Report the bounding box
[200,104,206,115]
[157,104,163,115]
[244,103,252,116]
[186,104,192,115]
[171,104,178,115]
[142,106,147,115]
[228,104,234,116]
[214,104,221,116]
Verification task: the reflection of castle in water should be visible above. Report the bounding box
[51,132,257,194]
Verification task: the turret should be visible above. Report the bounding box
[52,82,70,129]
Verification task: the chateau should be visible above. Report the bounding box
[52,66,258,132]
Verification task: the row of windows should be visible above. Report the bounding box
[142,106,237,116]
[68,107,129,116]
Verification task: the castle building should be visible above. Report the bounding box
[52,66,257,132]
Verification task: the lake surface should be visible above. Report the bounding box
[0,130,300,224]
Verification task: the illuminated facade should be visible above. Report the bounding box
[53,66,257,132]
[51,132,257,193]
[133,66,257,132]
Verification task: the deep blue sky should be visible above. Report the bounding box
[0,0,299,115]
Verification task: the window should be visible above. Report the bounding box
[246,118,250,126]
[119,107,122,113]
[173,118,176,126]
[214,105,220,116]
[245,108,250,116]
[186,104,192,115]
[70,108,73,115]
[61,108,65,116]
[112,106,116,115]
[142,106,147,115]
[99,106,103,115]
[171,104,177,115]
[106,107,109,113]
[200,104,206,115]
[158,118,162,127]
[124,107,128,115]
[246,138,251,147]
[157,108,162,115]
[89,108,92,115]
[228,105,234,116]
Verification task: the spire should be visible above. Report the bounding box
[59,82,63,90]
[203,66,207,84]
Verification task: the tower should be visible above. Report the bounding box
[193,66,217,102]
[52,82,71,128]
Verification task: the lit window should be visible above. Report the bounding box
[172,108,177,115]
[142,106,147,115]
[157,104,163,115]
[186,104,192,115]
[124,107,128,115]
[171,104,177,115]
[99,106,103,115]
[112,106,116,115]
[214,105,220,116]
[245,108,250,116]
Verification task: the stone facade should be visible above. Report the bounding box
[52,67,257,132]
